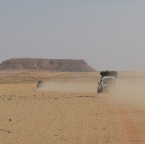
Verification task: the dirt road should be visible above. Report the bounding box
[0,83,145,144]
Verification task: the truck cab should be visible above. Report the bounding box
[97,71,118,93]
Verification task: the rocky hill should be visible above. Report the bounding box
[0,58,96,72]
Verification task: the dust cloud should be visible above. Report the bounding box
[37,80,97,94]
[110,77,145,107]
[37,76,145,107]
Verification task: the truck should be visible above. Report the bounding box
[97,71,118,93]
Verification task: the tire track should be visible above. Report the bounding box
[118,105,143,144]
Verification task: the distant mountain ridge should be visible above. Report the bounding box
[0,58,96,72]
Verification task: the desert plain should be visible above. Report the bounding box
[0,71,145,144]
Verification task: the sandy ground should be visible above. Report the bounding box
[0,72,145,144]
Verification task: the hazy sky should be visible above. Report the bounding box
[0,0,145,70]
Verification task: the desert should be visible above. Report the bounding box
[1,1,145,143]
[0,71,145,144]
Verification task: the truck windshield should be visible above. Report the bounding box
[103,78,116,85]
[103,78,109,84]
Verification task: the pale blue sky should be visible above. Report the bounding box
[0,0,145,70]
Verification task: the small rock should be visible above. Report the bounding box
[9,119,12,122]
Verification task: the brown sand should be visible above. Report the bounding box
[0,71,145,144]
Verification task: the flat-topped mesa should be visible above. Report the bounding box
[0,58,96,72]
